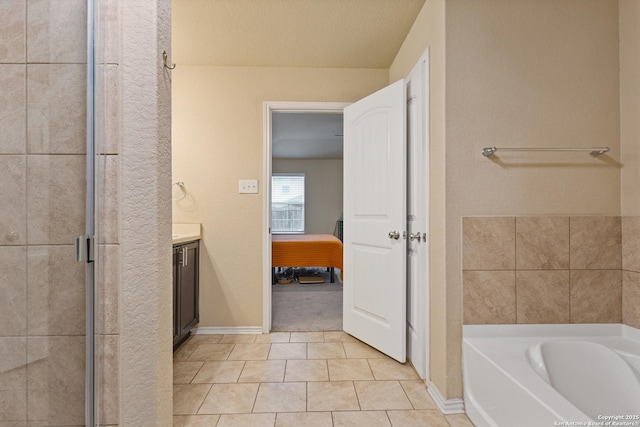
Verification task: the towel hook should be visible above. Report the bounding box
[173,181,186,201]
[163,50,176,70]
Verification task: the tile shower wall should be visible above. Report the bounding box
[462,216,624,325]
[0,1,119,425]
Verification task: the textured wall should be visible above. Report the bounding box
[120,0,173,425]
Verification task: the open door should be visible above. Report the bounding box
[343,80,407,362]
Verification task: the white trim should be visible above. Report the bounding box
[422,48,431,383]
[194,326,263,335]
[262,101,351,333]
[405,48,431,381]
[427,381,465,415]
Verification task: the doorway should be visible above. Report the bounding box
[262,50,429,378]
[264,104,350,331]
[263,102,348,333]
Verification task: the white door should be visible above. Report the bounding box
[343,80,407,362]
[406,54,429,379]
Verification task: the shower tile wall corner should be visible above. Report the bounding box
[463,216,624,325]
[1,0,120,424]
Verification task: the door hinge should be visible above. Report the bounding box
[75,235,95,263]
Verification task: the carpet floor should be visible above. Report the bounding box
[272,269,343,331]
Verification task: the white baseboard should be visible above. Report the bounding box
[427,380,465,414]
[193,326,263,335]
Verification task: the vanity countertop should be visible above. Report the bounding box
[172,223,201,245]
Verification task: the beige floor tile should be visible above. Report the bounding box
[355,381,412,410]
[253,382,306,413]
[191,361,245,384]
[255,332,290,343]
[216,413,276,427]
[368,359,419,380]
[387,409,450,427]
[290,332,324,342]
[332,410,391,427]
[187,343,235,361]
[284,359,329,382]
[328,359,374,381]
[323,331,359,343]
[400,380,437,409]
[173,361,204,384]
[268,343,307,360]
[343,341,388,359]
[220,334,258,343]
[228,343,271,361]
[173,384,211,415]
[198,383,259,414]
[307,381,359,411]
[173,343,198,362]
[308,342,346,359]
[186,334,223,345]
[173,414,220,426]
[275,411,332,427]
[238,360,286,383]
[445,413,476,427]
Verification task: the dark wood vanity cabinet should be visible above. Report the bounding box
[173,240,199,350]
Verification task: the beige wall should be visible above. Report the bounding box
[621,0,640,216]
[620,0,640,330]
[444,0,621,399]
[390,0,622,402]
[273,159,343,235]
[172,66,388,327]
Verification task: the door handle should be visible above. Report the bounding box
[388,231,400,240]
[409,232,422,242]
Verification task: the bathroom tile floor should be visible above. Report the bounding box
[173,331,475,427]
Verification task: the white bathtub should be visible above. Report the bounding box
[463,324,640,427]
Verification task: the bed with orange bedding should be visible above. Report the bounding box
[271,234,343,283]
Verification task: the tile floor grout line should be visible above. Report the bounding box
[192,382,213,416]
[398,379,416,410]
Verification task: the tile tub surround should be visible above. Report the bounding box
[463,216,624,325]
[623,216,640,329]
[173,332,474,427]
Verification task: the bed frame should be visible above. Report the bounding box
[271,234,343,283]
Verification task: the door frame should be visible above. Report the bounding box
[262,101,350,332]
[405,49,430,379]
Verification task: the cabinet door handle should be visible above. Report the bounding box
[182,247,188,267]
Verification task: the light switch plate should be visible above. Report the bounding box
[239,179,258,194]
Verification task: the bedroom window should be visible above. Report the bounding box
[272,173,305,233]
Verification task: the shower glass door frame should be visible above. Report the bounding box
[83,0,97,424]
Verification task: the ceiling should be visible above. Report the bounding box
[272,112,343,159]
[172,0,426,68]
[172,0,425,159]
